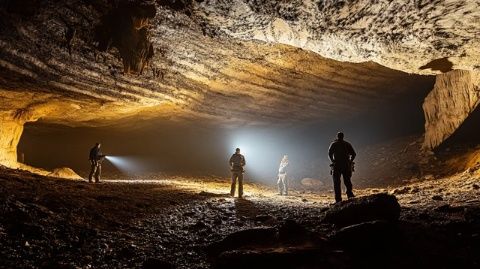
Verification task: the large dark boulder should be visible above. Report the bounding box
[278,219,310,245]
[322,193,401,227]
[277,219,327,246]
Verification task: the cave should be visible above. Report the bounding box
[1,1,480,268]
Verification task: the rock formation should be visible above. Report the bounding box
[0,116,24,168]
[0,0,479,169]
[196,0,480,74]
[423,70,480,149]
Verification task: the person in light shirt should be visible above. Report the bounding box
[277,155,289,195]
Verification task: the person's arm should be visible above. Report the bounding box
[241,156,246,167]
[229,155,234,167]
[328,143,335,163]
[95,149,103,160]
[349,143,356,161]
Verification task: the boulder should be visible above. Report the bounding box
[278,219,313,245]
[423,70,480,149]
[322,193,401,227]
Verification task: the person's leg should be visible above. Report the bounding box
[279,174,287,195]
[343,169,354,198]
[332,169,342,202]
[238,173,244,198]
[94,164,101,183]
[88,161,96,183]
[230,173,237,197]
[283,174,288,195]
[277,174,283,195]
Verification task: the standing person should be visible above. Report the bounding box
[277,155,289,195]
[328,132,356,203]
[229,148,246,198]
[88,143,104,183]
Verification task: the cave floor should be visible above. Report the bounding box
[0,168,479,268]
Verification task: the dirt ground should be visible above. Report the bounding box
[1,166,479,268]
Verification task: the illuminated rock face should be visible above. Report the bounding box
[0,0,478,168]
[0,0,435,124]
[0,118,24,168]
[197,0,480,74]
[423,70,480,149]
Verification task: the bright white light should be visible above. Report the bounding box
[228,129,285,181]
[233,145,248,156]
[105,156,145,174]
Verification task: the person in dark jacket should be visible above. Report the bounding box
[328,132,356,203]
[88,143,104,183]
[229,148,246,198]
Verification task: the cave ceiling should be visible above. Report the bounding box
[0,0,478,127]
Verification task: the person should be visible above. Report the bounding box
[229,148,246,198]
[277,155,289,195]
[328,132,356,203]
[88,143,105,183]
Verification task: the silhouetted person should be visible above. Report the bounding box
[88,143,104,183]
[229,148,246,198]
[328,132,356,202]
[277,155,289,195]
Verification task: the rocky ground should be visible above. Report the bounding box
[0,166,479,269]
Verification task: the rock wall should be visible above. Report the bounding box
[0,0,478,173]
[196,0,480,75]
[423,70,480,149]
[0,116,24,167]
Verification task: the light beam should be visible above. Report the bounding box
[105,156,146,174]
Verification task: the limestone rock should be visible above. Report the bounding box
[423,70,480,149]
[322,193,401,227]
[0,0,478,173]
[0,117,24,168]
[47,167,83,180]
[197,0,480,74]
